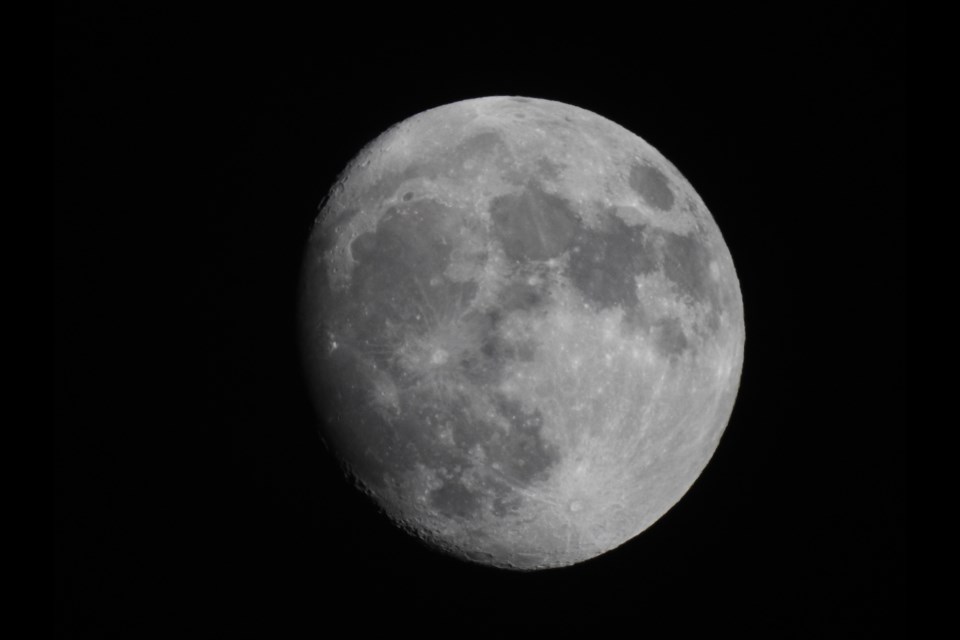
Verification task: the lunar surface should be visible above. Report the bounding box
[300,96,744,570]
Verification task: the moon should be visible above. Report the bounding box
[299,96,744,570]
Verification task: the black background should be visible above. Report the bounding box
[57,6,904,636]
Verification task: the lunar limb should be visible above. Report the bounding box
[300,97,744,570]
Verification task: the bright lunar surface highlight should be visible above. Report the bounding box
[300,96,745,570]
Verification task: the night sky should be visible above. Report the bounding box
[57,7,904,636]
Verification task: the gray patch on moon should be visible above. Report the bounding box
[536,156,564,180]
[345,199,478,340]
[655,230,722,333]
[422,391,559,520]
[565,209,655,329]
[429,481,482,519]
[348,342,559,524]
[346,162,425,220]
[486,394,557,485]
[319,185,564,518]
[653,317,690,358]
[450,131,503,166]
[629,162,675,211]
[489,181,580,262]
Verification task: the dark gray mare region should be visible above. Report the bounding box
[312,192,561,522]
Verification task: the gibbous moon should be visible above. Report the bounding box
[300,96,744,570]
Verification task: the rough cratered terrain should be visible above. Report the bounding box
[300,96,744,570]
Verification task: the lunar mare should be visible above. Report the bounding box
[300,96,744,570]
